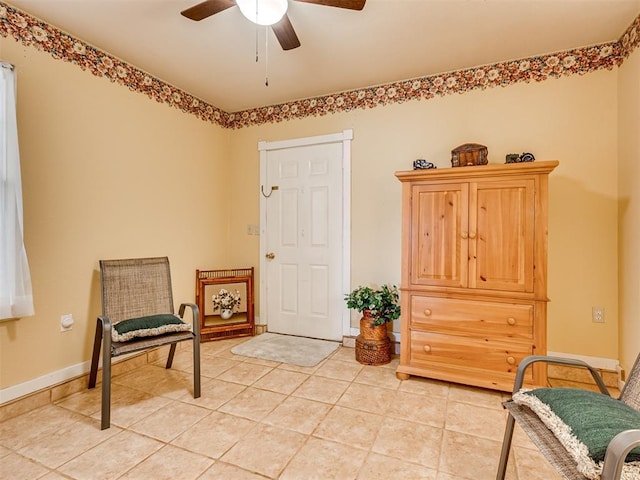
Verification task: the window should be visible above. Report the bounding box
[0,62,34,320]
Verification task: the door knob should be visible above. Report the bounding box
[265,252,275,260]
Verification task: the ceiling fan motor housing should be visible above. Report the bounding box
[181,0,367,51]
[236,0,288,26]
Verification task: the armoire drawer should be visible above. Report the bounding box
[409,330,534,380]
[410,295,534,342]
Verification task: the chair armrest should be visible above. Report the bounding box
[178,303,200,337]
[601,429,640,480]
[97,315,112,353]
[512,355,610,395]
[98,315,112,335]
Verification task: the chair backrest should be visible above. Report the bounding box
[619,353,640,411]
[100,257,175,324]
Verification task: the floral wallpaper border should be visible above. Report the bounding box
[1,2,638,130]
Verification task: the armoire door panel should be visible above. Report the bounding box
[471,179,535,292]
[410,183,468,287]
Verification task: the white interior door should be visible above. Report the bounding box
[259,131,351,341]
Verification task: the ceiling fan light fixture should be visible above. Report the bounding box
[236,0,288,26]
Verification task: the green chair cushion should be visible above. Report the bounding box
[514,387,640,479]
[112,314,191,342]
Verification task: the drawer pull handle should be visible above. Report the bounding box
[507,317,516,326]
[424,309,432,316]
[469,232,477,239]
[506,356,516,365]
[423,345,432,353]
[461,232,469,239]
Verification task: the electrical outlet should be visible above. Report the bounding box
[592,306,605,323]
[60,314,74,331]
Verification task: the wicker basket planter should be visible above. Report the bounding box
[345,284,399,367]
[355,336,391,365]
[358,311,388,341]
[356,311,391,365]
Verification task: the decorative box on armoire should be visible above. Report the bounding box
[395,160,558,392]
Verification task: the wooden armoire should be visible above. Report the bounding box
[395,160,558,391]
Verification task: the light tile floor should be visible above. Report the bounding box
[0,337,563,480]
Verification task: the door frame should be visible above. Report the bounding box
[258,129,353,339]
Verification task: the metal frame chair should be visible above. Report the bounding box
[497,354,640,480]
[88,257,201,430]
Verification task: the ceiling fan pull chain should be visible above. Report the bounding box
[255,23,259,62]
[265,26,269,87]
[255,0,259,62]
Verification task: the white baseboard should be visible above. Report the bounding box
[0,351,140,405]
[0,360,91,404]
[546,351,619,371]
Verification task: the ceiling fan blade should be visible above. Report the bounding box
[180,0,236,21]
[272,14,301,51]
[294,0,366,10]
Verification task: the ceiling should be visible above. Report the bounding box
[6,0,640,112]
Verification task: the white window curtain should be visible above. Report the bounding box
[0,62,34,320]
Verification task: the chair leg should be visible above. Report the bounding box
[496,412,516,480]
[100,320,112,430]
[193,338,201,398]
[166,343,177,369]
[178,303,201,399]
[88,319,102,389]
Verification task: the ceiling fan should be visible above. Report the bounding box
[180,0,366,51]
